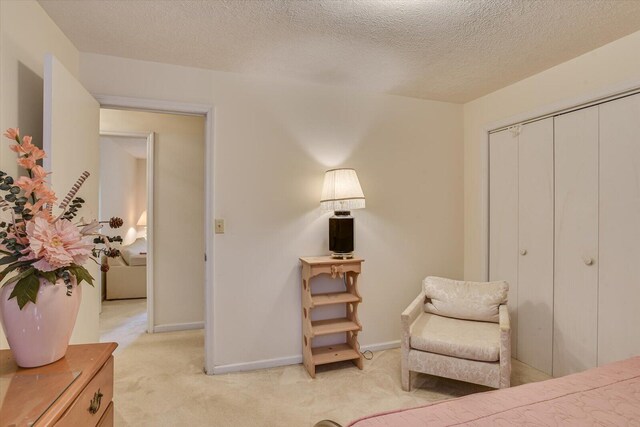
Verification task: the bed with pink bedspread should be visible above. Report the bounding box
[348,356,640,426]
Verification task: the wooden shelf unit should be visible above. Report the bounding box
[312,343,361,366]
[299,256,364,378]
[311,292,360,306]
[311,318,361,336]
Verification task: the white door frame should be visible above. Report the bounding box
[99,130,155,333]
[94,94,216,374]
[479,80,640,282]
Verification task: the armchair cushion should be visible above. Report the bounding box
[410,312,500,362]
[423,276,508,322]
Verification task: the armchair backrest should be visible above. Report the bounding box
[422,276,508,323]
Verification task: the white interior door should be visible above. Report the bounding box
[43,54,101,344]
[517,118,554,375]
[489,128,519,358]
[598,93,640,365]
[553,106,599,376]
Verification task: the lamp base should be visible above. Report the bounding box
[330,251,354,259]
[329,211,354,259]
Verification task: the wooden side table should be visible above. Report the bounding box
[299,256,364,378]
[0,342,117,426]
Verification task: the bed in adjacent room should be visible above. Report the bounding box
[103,237,147,300]
[336,356,640,426]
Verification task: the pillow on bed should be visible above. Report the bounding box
[422,276,508,323]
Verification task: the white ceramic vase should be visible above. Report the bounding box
[0,276,82,368]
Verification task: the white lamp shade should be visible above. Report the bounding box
[320,168,365,212]
[137,210,147,226]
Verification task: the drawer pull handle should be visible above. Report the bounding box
[88,389,104,415]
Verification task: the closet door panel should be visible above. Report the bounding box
[598,93,640,365]
[518,118,554,375]
[553,107,599,377]
[489,129,519,358]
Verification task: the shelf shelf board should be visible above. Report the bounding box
[311,318,361,336]
[312,343,360,365]
[311,292,360,306]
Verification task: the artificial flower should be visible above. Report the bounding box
[9,137,45,160]
[0,127,123,309]
[17,156,36,170]
[23,216,93,271]
[3,128,19,140]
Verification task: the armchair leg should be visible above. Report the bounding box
[499,368,511,389]
[401,361,411,391]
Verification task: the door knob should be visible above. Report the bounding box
[520,249,527,256]
[583,257,594,266]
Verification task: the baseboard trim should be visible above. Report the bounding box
[209,340,401,375]
[360,340,401,352]
[153,321,204,333]
[212,355,303,375]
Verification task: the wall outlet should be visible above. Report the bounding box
[215,219,224,234]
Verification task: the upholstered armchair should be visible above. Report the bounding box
[401,276,511,391]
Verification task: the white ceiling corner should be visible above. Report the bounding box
[102,136,147,160]
[38,0,640,103]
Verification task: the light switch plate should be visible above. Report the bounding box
[215,219,224,234]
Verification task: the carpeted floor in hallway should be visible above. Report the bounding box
[100,299,550,427]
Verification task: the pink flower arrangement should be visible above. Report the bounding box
[24,217,94,271]
[0,128,122,309]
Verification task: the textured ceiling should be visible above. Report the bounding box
[39,0,640,103]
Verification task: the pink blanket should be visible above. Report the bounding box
[349,357,640,426]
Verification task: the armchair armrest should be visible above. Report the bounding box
[499,304,510,332]
[401,293,425,331]
[401,292,424,391]
[498,304,511,388]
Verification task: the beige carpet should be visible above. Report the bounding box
[100,300,550,427]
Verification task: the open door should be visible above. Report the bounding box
[43,54,101,344]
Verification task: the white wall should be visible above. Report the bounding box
[0,0,80,349]
[100,109,205,329]
[80,53,464,368]
[463,30,640,281]
[99,136,146,245]
[0,1,79,174]
[135,158,147,239]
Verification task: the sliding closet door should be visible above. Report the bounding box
[518,118,554,375]
[598,93,640,365]
[489,129,519,357]
[553,107,599,376]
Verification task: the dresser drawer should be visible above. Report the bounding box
[55,356,114,427]
[97,401,114,427]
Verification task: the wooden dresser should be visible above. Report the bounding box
[0,342,117,426]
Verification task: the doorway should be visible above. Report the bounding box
[97,107,208,356]
[98,130,151,347]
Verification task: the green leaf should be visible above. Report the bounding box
[4,267,35,286]
[9,272,40,309]
[68,265,94,287]
[0,260,37,285]
[0,263,25,284]
[38,271,57,284]
[0,255,19,265]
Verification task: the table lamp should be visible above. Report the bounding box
[320,168,365,259]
